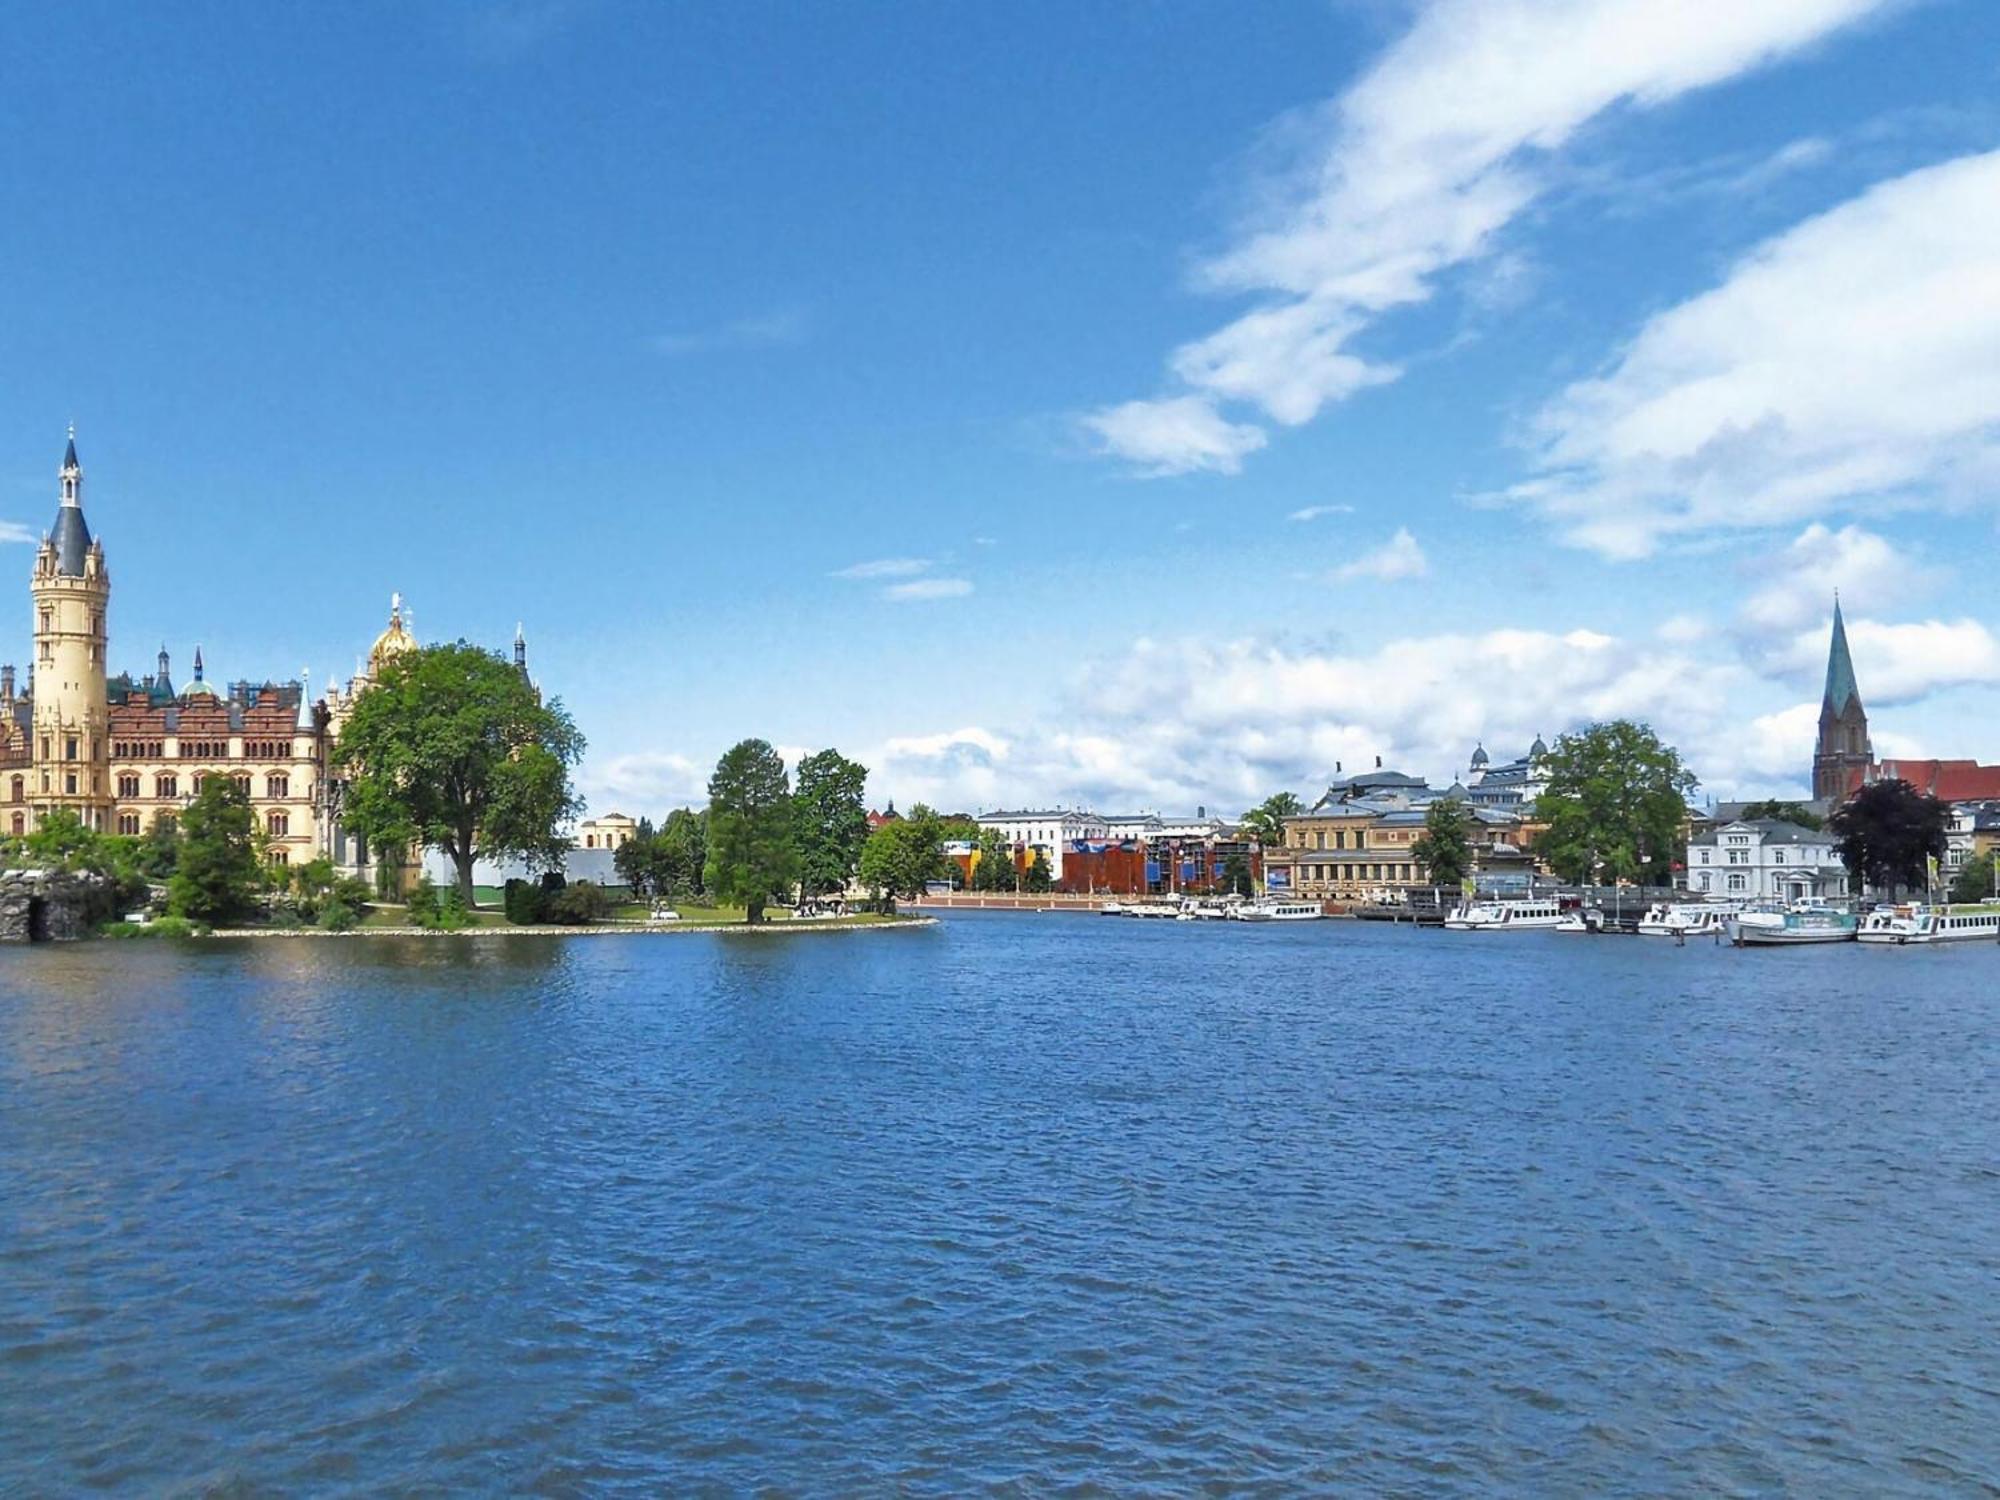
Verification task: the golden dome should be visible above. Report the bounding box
[369,594,417,673]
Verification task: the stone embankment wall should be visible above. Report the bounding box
[0,869,121,943]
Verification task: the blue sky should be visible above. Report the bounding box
[4,1,1998,816]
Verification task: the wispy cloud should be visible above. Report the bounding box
[0,520,38,545]
[1085,0,1892,475]
[1516,148,2000,555]
[831,557,932,580]
[1333,528,1427,582]
[1288,504,1355,523]
[882,577,974,602]
[651,308,810,357]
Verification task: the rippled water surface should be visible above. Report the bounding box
[3,915,1997,1493]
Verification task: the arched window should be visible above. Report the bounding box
[266,773,288,799]
[8,776,20,804]
[9,813,21,836]
[155,774,178,799]
[267,810,289,837]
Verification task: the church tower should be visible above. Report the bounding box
[30,428,112,830]
[1811,597,1871,804]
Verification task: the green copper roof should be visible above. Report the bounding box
[1823,599,1861,715]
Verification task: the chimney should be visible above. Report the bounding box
[1,664,13,699]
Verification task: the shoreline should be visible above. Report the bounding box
[197,916,941,940]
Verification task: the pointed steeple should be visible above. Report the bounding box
[1822,595,1861,716]
[193,645,205,682]
[513,621,528,674]
[49,426,92,574]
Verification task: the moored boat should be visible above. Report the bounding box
[1443,897,1564,931]
[1858,901,2000,944]
[1637,901,1743,937]
[1728,899,1857,946]
[1228,898,1324,922]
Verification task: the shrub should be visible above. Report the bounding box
[100,915,205,940]
[405,876,442,929]
[504,877,545,925]
[317,900,359,932]
[546,880,611,925]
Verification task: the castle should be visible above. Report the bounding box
[1,432,525,884]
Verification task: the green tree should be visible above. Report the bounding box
[1829,779,1947,896]
[1737,799,1824,830]
[132,818,182,880]
[168,778,262,924]
[1533,721,1698,886]
[334,641,584,907]
[1220,851,1255,898]
[1411,797,1475,888]
[613,817,662,896]
[1949,850,2000,904]
[1022,849,1053,894]
[972,827,1016,892]
[703,739,798,922]
[794,749,871,899]
[1240,792,1303,851]
[858,804,946,912]
[659,807,708,898]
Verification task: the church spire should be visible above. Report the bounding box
[48,426,93,575]
[1822,595,1861,717]
[514,621,527,674]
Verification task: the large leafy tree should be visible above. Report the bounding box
[1830,779,1947,896]
[858,804,946,912]
[335,642,584,907]
[703,739,798,922]
[1411,797,1475,888]
[1533,721,1698,886]
[794,749,871,899]
[169,778,262,924]
[972,827,1017,892]
[1950,850,2000,904]
[1240,791,1303,850]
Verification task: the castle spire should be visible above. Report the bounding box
[49,427,92,574]
[513,621,527,674]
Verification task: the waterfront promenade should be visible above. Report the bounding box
[3,913,1993,1493]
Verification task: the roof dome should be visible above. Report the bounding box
[1470,742,1489,767]
[369,594,416,673]
[1530,733,1548,759]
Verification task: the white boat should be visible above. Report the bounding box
[1098,901,1127,917]
[1443,897,1565,931]
[1175,897,1236,921]
[1858,901,2000,945]
[1554,912,1591,934]
[1728,899,1858,946]
[1228,898,1324,922]
[1636,901,1742,937]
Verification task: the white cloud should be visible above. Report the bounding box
[1522,148,2000,554]
[1657,614,1711,644]
[652,308,810,356]
[0,521,36,545]
[1090,0,1888,471]
[579,750,707,816]
[882,577,973,602]
[1082,395,1268,477]
[1737,524,1934,635]
[1333,528,1428,582]
[1288,504,1356,522]
[1774,617,2000,707]
[832,557,932,579]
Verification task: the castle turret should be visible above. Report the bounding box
[30,427,112,830]
[1812,596,1871,802]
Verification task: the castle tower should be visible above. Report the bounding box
[1811,597,1871,803]
[30,428,113,830]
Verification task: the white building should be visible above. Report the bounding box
[978,807,1108,881]
[1683,819,1848,901]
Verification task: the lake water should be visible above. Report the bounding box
[2,914,1996,1494]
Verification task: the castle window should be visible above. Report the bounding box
[37,641,50,664]
[39,609,51,633]
[9,813,22,836]
[234,776,251,796]
[155,813,176,835]
[117,813,139,836]
[64,773,76,795]
[267,811,289,837]
[155,774,178,799]
[65,738,77,761]
[39,737,49,760]
[266,773,289,798]
[118,775,138,797]
[270,849,288,868]
[191,774,206,795]
[8,776,19,804]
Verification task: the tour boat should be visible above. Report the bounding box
[1636,901,1742,938]
[1443,897,1564,931]
[1228,898,1324,922]
[1857,901,2000,945]
[1554,911,1592,934]
[1727,899,1858,946]
[1098,901,1127,917]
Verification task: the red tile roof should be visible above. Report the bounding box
[1872,759,2000,803]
